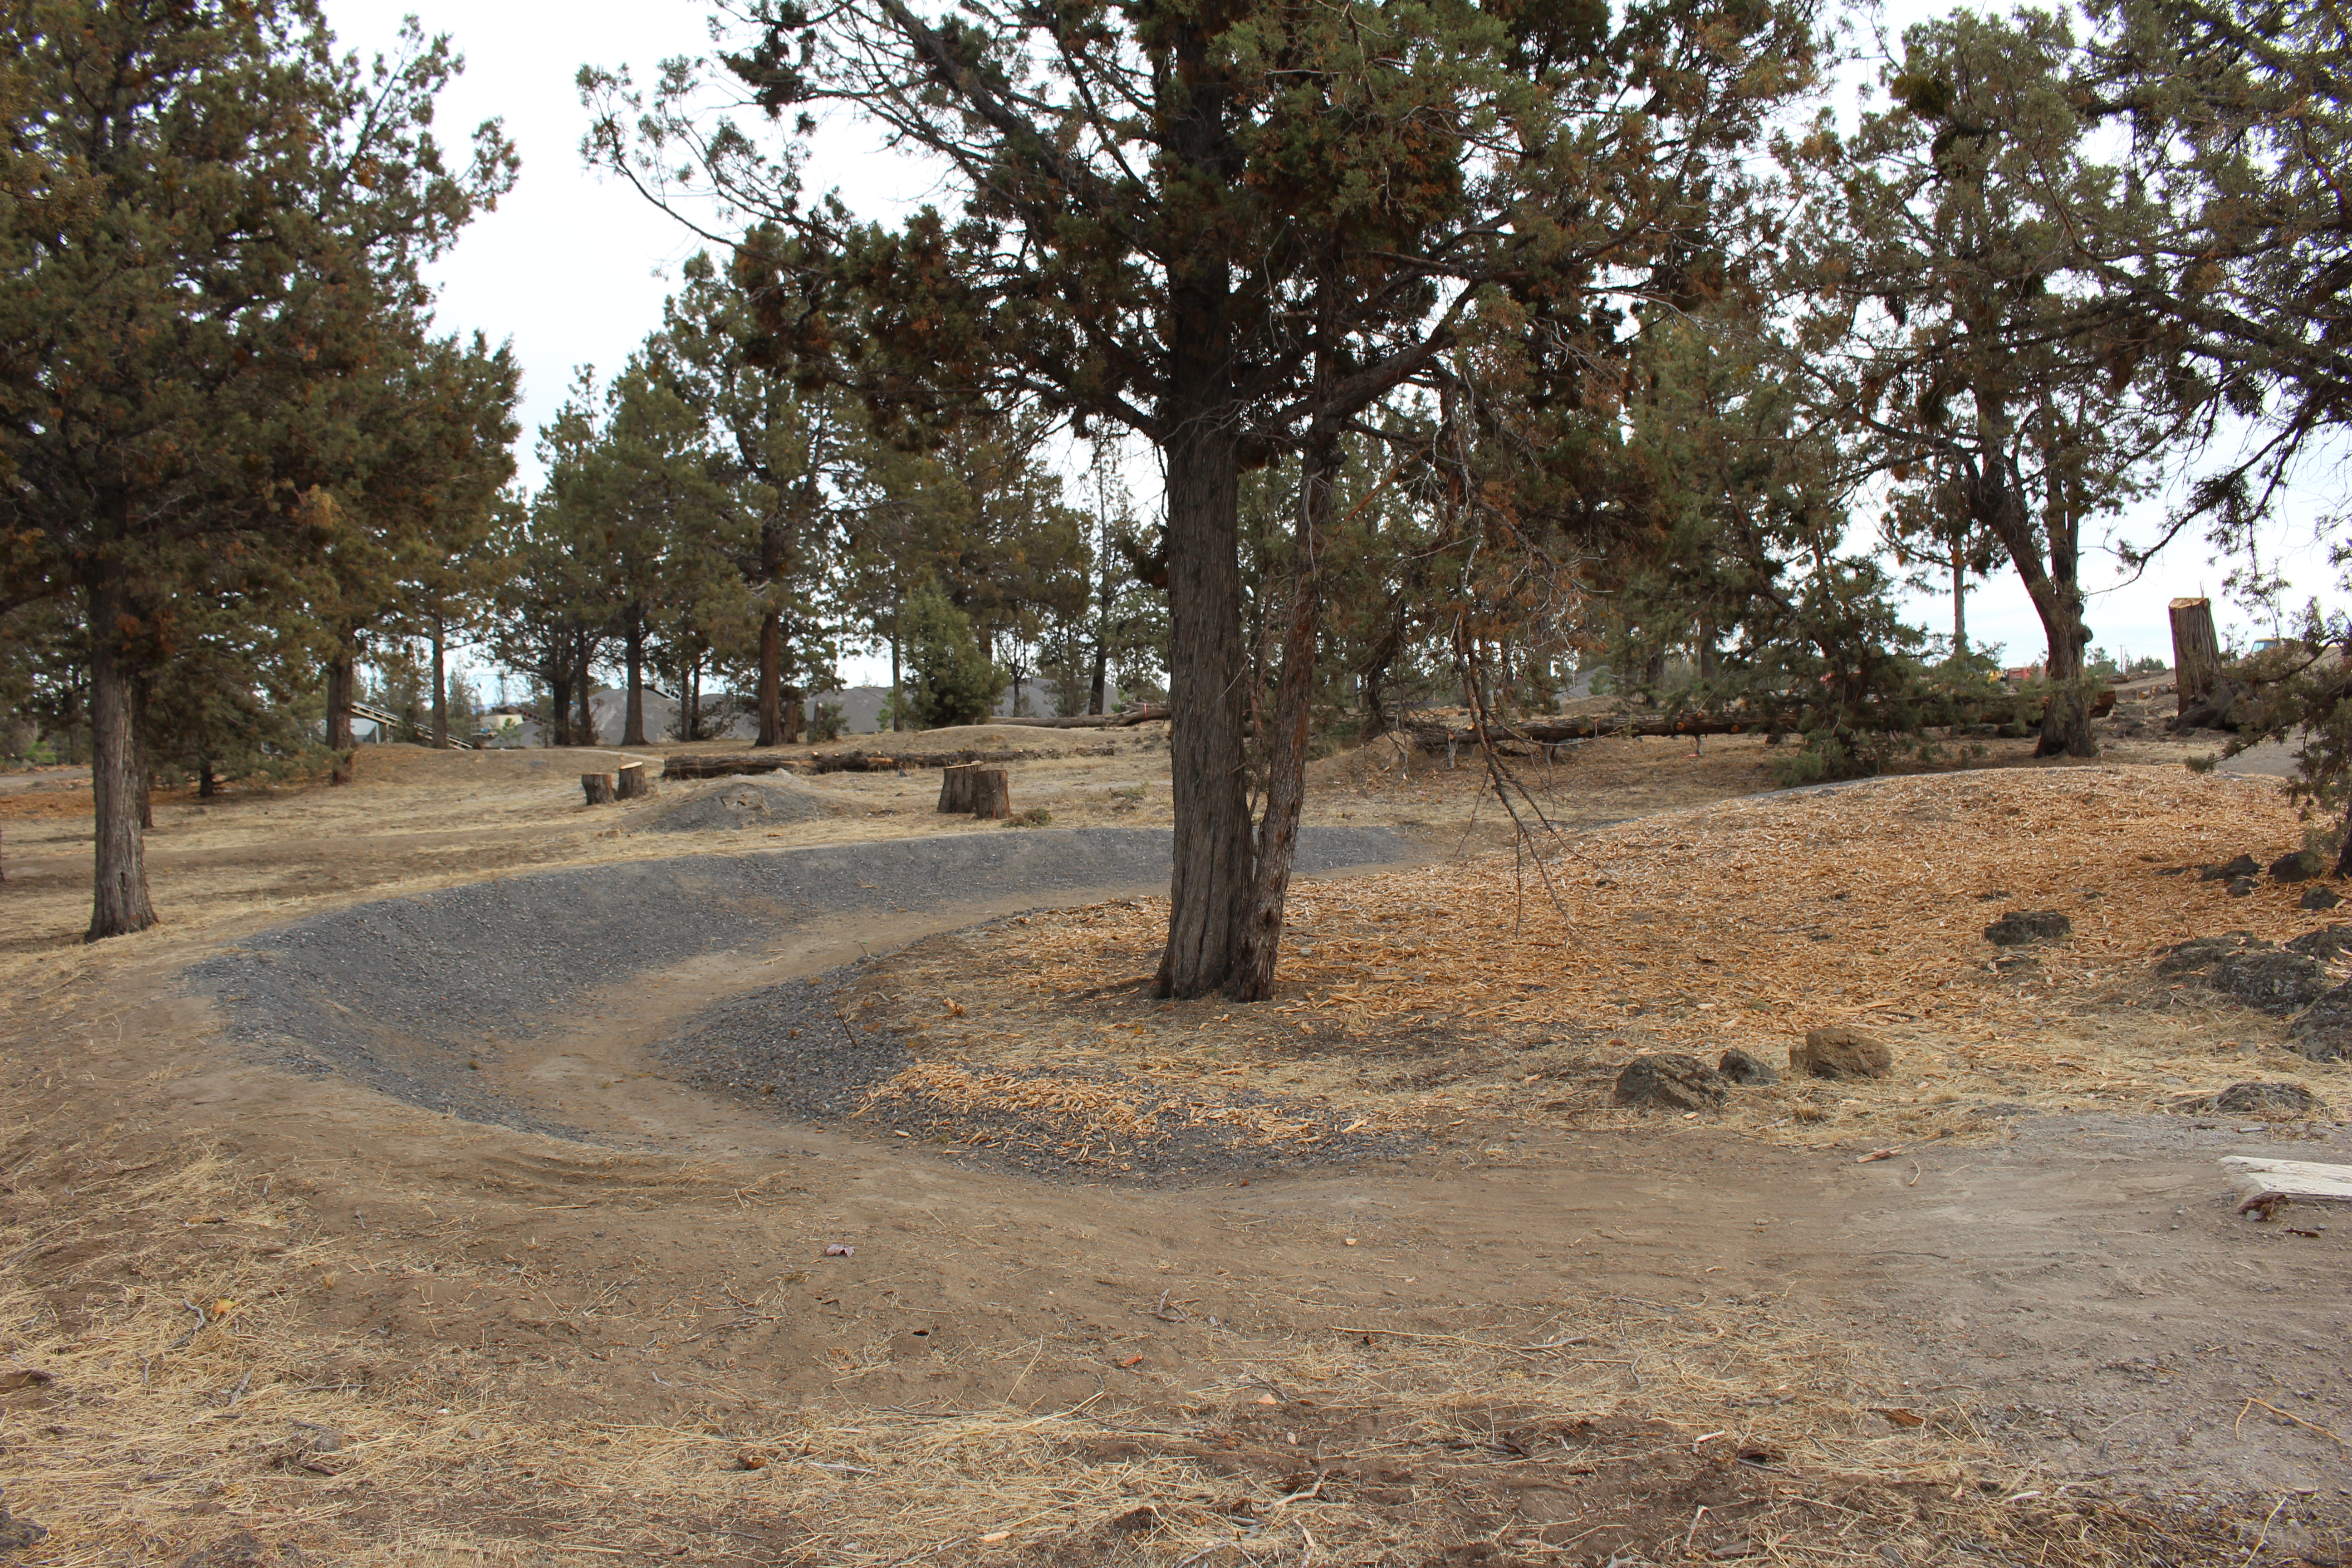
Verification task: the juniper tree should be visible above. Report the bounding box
[588,0,1817,995]
[0,3,514,936]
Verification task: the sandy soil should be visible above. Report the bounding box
[1,708,2344,1566]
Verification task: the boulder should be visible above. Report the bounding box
[2200,853,2261,882]
[1612,1054,1726,1111]
[2270,850,2327,883]
[1718,1048,1779,1086]
[2212,1081,2326,1117]
[2302,886,2342,911]
[2288,979,2352,1064]
[1983,909,2071,946]
[2156,935,2326,1013]
[1790,1026,1892,1080]
[2285,925,2352,961]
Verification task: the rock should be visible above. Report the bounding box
[2212,1081,2326,1117]
[2289,979,2352,1064]
[1612,1054,1726,1111]
[2270,850,2327,883]
[2302,886,2342,911]
[1982,909,2071,946]
[2286,926,2352,961]
[0,1489,46,1556]
[1790,1026,1892,1080]
[2156,935,2325,1012]
[2200,853,2261,882]
[2228,876,2259,897]
[1718,1048,1779,1086]
[2174,680,2252,732]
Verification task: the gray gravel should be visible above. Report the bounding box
[184,826,1408,1143]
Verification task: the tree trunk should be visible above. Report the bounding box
[581,772,617,805]
[325,645,357,777]
[1234,439,1333,1002]
[938,764,979,813]
[1088,638,1109,715]
[683,653,701,743]
[623,612,648,747]
[431,615,449,750]
[549,664,573,748]
[615,762,652,800]
[1967,455,2095,759]
[1153,396,1254,1000]
[576,657,597,746]
[890,617,905,732]
[1951,542,1968,659]
[756,608,784,747]
[199,760,217,799]
[2170,597,2220,715]
[783,685,805,743]
[85,578,157,940]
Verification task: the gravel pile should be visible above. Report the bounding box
[635,776,836,834]
[184,826,1409,1144]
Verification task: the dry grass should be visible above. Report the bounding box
[0,1127,2244,1566]
[921,767,2352,1148]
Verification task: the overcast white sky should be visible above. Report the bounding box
[320,0,2347,691]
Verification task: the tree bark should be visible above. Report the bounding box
[1966,455,2096,759]
[1088,638,1109,715]
[548,663,573,748]
[969,767,1011,820]
[2170,598,2220,715]
[85,577,157,940]
[581,772,617,805]
[623,611,648,747]
[938,764,979,813]
[1153,391,1254,999]
[756,608,785,747]
[576,650,597,746]
[615,761,652,800]
[1234,439,1334,1001]
[431,614,449,750]
[890,616,905,732]
[325,645,357,754]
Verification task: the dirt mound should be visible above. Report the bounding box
[634,774,838,833]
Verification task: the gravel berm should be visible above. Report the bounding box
[184,826,1407,1140]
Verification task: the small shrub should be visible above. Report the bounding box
[1007,807,1054,827]
[810,702,847,742]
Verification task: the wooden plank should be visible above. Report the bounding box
[2224,1156,2352,1213]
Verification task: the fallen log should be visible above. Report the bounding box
[1405,690,2114,751]
[991,704,1170,729]
[660,753,795,780]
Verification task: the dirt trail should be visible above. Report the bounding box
[3,734,2346,1565]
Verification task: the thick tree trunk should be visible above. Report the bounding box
[1234,441,1334,1002]
[1968,458,2095,760]
[199,760,216,799]
[86,579,157,940]
[549,664,573,748]
[1154,407,1254,1000]
[623,612,648,747]
[969,767,1011,820]
[615,762,652,800]
[1951,543,1969,659]
[1088,639,1109,715]
[581,772,616,805]
[576,657,597,747]
[431,615,450,750]
[325,647,357,752]
[756,609,784,747]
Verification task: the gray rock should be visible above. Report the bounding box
[2157,933,2273,976]
[0,1488,46,1556]
[2200,853,2262,882]
[2289,978,2352,1064]
[2228,876,2260,897]
[1983,909,2071,946]
[2301,886,2342,911]
[1717,1048,1779,1086]
[1790,1026,1892,1080]
[1612,1054,1726,1111]
[2270,850,2327,883]
[2287,926,2352,961]
[2156,935,2325,1013]
[2212,1081,2326,1117]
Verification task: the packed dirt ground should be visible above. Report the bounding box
[1,687,2347,1566]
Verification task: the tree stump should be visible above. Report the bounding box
[970,767,1011,820]
[581,772,617,806]
[938,764,980,813]
[2170,596,2221,716]
[615,762,652,800]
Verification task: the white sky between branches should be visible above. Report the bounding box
[322,0,2346,694]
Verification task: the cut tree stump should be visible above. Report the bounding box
[938,764,980,813]
[2171,597,2221,716]
[615,762,653,800]
[581,773,617,806]
[2223,1156,2352,1215]
[970,767,1011,820]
